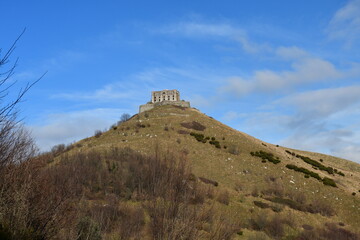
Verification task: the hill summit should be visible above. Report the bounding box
[139,89,190,113]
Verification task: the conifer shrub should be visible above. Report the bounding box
[294,153,336,175]
[209,140,221,148]
[190,132,205,142]
[251,151,281,164]
[322,177,337,187]
[285,164,322,181]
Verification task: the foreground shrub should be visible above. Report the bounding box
[296,222,359,240]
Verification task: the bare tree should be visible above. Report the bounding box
[118,113,131,124]
[0,29,44,169]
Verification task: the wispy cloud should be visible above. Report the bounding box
[278,85,360,120]
[233,85,360,163]
[327,0,360,47]
[29,108,126,151]
[220,47,343,97]
[160,21,270,53]
[53,83,137,102]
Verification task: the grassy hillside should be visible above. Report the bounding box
[51,104,359,239]
[6,105,357,239]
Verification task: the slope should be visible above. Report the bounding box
[66,105,360,239]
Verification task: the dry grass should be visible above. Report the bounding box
[49,104,360,238]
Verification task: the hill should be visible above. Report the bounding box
[4,105,359,240]
[63,104,360,239]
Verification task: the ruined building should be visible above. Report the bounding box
[139,89,191,113]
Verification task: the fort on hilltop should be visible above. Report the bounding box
[139,89,191,113]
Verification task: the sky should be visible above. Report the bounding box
[1,0,360,163]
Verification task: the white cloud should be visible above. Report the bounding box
[221,47,342,97]
[28,108,127,151]
[279,85,360,119]
[161,22,269,53]
[53,83,137,101]
[327,0,360,47]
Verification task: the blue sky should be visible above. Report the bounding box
[1,0,360,163]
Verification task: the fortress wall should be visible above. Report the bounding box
[139,100,191,113]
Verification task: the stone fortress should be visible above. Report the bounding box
[139,89,191,113]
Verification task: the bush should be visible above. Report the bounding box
[228,145,240,155]
[94,130,102,138]
[177,129,189,134]
[199,177,218,187]
[251,151,281,164]
[253,200,270,209]
[76,216,101,240]
[209,140,221,148]
[286,164,322,181]
[322,177,337,187]
[51,143,66,155]
[190,132,205,142]
[216,190,230,205]
[180,121,206,131]
[294,153,335,175]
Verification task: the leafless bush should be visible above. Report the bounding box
[296,222,359,240]
[199,177,219,187]
[180,121,206,131]
[146,198,201,240]
[261,182,284,198]
[228,145,240,155]
[307,199,335,217]
[208,211,241,240]
[177,129,189,134]
[94,129,102,138]
[216,190,230,205]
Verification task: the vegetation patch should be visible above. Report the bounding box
[286,164,322,181]
[177,129,189,134]
[199,177,218,187]
[286,164,337,187]
[297,222,359,240]
[265,197,334,216]
[250,151,281,164]
[285,151,345,176]
[180,121,206,131]
[189,133,222,149]
[190,132,205,142]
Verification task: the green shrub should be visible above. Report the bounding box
[286,164,322,181]
[322,177,337,187]
[209,140,221,148]
[190,132,205,142]
[294,154,335,175]
[251,151,281,164]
